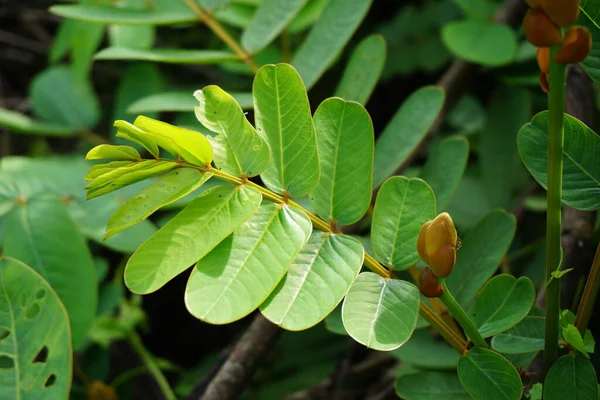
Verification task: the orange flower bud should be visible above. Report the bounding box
[416,212,458,277]
[429,244,456,278]
[537,47,550,73]
[555,26,592,64]
[540,71,550,93]
[418,267,443,298]
[425,213,457,256]
[523,8,562,47]
[540,0,580,27]
[417,221,433,265]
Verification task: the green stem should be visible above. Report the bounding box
[128,330,176,400]
[440,279,488,348]
[544,46,566,372]
[575,243,600,334]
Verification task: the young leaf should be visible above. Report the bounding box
[395,372,470,400]
[491,316,546,354]
[105,168,212,238]
[124,184,262,294]
[241,0,308,53]
[260,232,363,330]
[371,177,436,270]
[86,144,141,161]
[445,210,516,306]
[194,86,270,177]
[253,64,319,196]
[334,35,386,105]
[419,136,469,211]
[0,258,72,399]
[458,348,523,400]
[114,120,160,157]
[543,353,598,400]
[469,275,535,338]
[3,196,97,348]
[185,203,312,324]
[94,47,238,64]
[310,98,374,226]
[518,112,600,211]
[373,86,445,188]
[291,0,372,89]
[562,324,590,358]
[341,272,420,351]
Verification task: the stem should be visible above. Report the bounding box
[544,46,566,371]
[575,243,600,334]
[440,279,488,348]
[419,302,468,353]
[128,330,176,400]
[182,0,259,73]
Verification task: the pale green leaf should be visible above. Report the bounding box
[0,257,72,399]
[371,177,436,270]
[94,47,239,64]
[124,185,262,294]
[342,272,420,351]
[286,0,327,32]
[0,107,77,137]
[310,98,373,225]
[395,372,470,400]
[128,91,254,113]
[114,120,160,158]
[491,316,546,354]
[50,4,196,25]
[253,64,319,196]
[260,232,363,330]
[72,21,105,83]
[86,145,141,161]
[185,203,312,324]
[109,24,155,50]
[562,324,590,358]
[544,353,598,400]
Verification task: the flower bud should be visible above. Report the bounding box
[429,244,457,278]
[540,0,580,27]
[555,26,592,64]
[540,71,550,93]
[416,212,458,277]
[418,267,443,298]
[537,47,550,73]
[524,8,562,47]
[417,221,433,265]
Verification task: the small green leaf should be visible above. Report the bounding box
[371,177,436,270]
[253,64,319,196]
[124,184,262,294]
[392,328,460,369]
[373,86,445,188]
[114,120,160,158]
[128,91,254,113]
[310,98,374,225]
[458,347,523,400]
[0,107,77,137]
[342,272,420,351]
[0,257,72,399]
[491,316,546,354]
[291,0,372,89]
[50,4,196,25]
[86,144,141,161]
[543,353,598,400]
[106,168,212,238]
[94,47,239,64]
[551,268,573,280]
[194,85,270,177]
[470,275,535,338]
[260,232,363,330]
[395,372,470,400]
[528,383,543,400]
[185,204,312,324]
[562,324,590,358]
[85,160,137,181]
[334,35,386,105]
[518,112,600,211]
[419,136,469,211]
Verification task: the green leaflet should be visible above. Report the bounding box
[128,91,254,113]
[291,0,372,89]
[105,168,212,238]
[458,348,522,400]
[85,144,141,161]
[310,98,373,226]
[185,203,312,324]
[286,0,327,32]
[241,0,308,53]
[419,136,469,211]
[0,258,72,399]
[341,272,420,351]
[94,47,238,64]
[371,177,436,270]
[260,232,363,330]
[253,64,319,197]
[544,353,598,400]
[3,196,97,349]
[0,107,77,137]
[114,120,159,158]
[518,112,600,211]
[491,316,546,354]
[334,35,386,105]
[469,275,535,338]
[395,372,470,400]
[124,184,262,294]
[50,4,197,25]
[194,85,270,177]
[373,86,445,188]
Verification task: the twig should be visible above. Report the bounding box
[575,244,600,334]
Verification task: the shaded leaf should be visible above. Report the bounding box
[392,328,460,369]
[95,47,239,64]
[491,316,546,354]
[395,372,470,400]
[0,107,77,137]
[544,353,598,400]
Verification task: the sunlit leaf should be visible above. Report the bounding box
[86,145,141,161]
[127,91,254,113]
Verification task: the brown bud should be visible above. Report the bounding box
[418,267,443,298]
[88,381,118,400]
[540,71,550,93]
[425,213,457,257]
[537,47,550,73]
[555,26,592,64]
[417,221,433,265]
[429,244,456,278]
[523,8,562,47]
[540,0,580,27]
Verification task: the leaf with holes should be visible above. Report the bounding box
[0,257,72,399]
[310,98,374,226]
[458,347,522,400]
[544,353,598,400]
[371,177,436,270]
[260,232,363,330]
[194,85,270,177]
[253,64,319,197]
[3,196,97,349]
[185,204,312,324]
[341,272,420,351]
